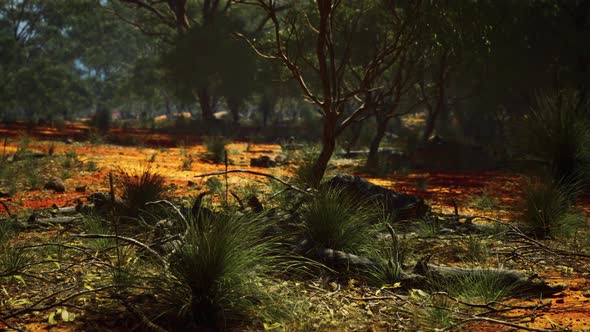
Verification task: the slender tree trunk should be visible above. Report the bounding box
[311,114,337,187]
[197,88,215,122]
[366,115,389,169]
[422,52,448,144]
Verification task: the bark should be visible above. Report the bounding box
[422,52,448,144]
[310,114,338,187]
[197,88,215,123]
[366,114,389,169]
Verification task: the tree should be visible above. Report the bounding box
[237,0,420,185]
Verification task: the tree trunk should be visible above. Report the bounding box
[366,115,389,170]
[422,52,448,144]
[197,88,215,123]
[311,114,337,187]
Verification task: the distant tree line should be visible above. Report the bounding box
[1,0,588,182]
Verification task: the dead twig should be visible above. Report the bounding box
[73,233,167,267]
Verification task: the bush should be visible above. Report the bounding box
[118,167,166,216]
[291,145,320,188]
[520,179,584,239]
[299,187,381,255]
[166,210,279,325]
[204,137,229,163]
[523,89,590,186]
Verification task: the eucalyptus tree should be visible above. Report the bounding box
[111,0,265,124]
[0,0,93,122]
[236,0,421,185]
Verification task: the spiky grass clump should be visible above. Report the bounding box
[523,90,590,185]
[204,137,229,163]
[118,167,166,216]
[0,246,28,277]
[440,269,520,304]
[521,180,584,239]
[299,188,381,255]
[367,225,405,286]
[166,211,279,325]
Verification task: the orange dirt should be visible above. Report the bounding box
[0,126,589,331]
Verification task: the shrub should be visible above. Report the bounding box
[165,210,279,325]
[520,180,584,239]
[118,167,166,216]
[523,89,590,186]
[299,187,381,255]
[204,137,229,163]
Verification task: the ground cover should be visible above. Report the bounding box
[0,129,589,331]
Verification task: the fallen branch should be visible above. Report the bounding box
[73,233,167,267]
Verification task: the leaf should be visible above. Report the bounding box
[48,312,57,325]
[61,308,70,322]
[263,322,282,330]
[13,275,26,287]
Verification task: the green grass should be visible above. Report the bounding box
[81,216,113,251]
[118,167,166,217]
[164,210,281,324]
[299,187,381,255]
[523,89,590,185]
[434,269,520,304]
[521,180,584,239]
[469,189,498,211]
[204,137,229,163]
[462,235,490,264]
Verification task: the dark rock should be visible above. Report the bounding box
[247,195,263,213]
[324,174,428,220]
[0,191,11,198]
[44,177,65,192]
[75,185,86,193]
[250,155,276,168]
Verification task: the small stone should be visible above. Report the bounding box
[75,185,86,193]
[555,298,565,304]
[44,177,65,192]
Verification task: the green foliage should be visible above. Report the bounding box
[469,189,498,211]
[461,235,490,264]
[520,180,584,239]
[523,90,590,185]
[0,219,17,244]
[118,167,166,216]
[81,216,113,251]
[299,187,381,255]
[290,146,320,188]
[166,210,280,323]
[0,246,28,277]
[203,137,229,164]
[436,269,519,304]
[367,225,405,286]
[85,160,98,172]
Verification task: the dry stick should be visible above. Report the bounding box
[2,285,119,320]
[109,171,122,271]
[0,317,26,332]
[224,149,229,204]
[452,316,555,332]
[74,233,167,267]
[0,200,12,217]
[123,302,168,332]
[194,169,310,195]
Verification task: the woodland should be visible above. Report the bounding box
[1,0,590,331]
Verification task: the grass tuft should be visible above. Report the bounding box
[299,187,381,255]
[165,210,280,325]
[520,179,584,239]
[118,166,166,217]
[204,137,229,163]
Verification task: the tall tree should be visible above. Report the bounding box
[237,0,419,185]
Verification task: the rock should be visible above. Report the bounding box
[250,155,276,168]
[274,155,286,165]
[0,191,11,198]
[65,138,74,144]
[324,174,428,220]
[44,177,65,192]
[75,185,86,193]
